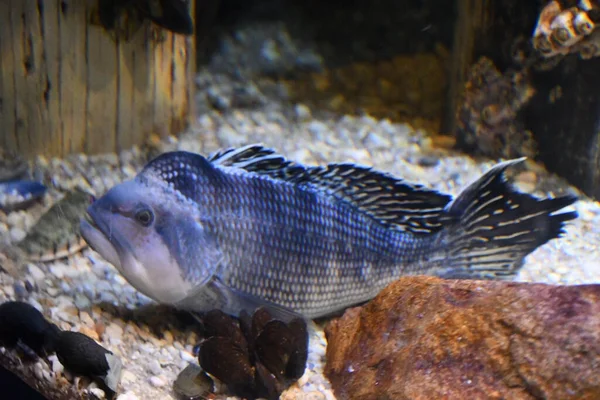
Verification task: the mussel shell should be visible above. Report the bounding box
[201,309,248,353]
[198,336,254,387]
[0,180,47,212]
[285,318,309,380]
[251,307,274,340]
[0,300,59,357]
[254,360,283,400]
[173,363,214,400]
[254,320,295,380]
[54,331,112,377]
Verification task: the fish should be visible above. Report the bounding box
[1,190,93,277]
[0,180,47,212]
[17,190,94,263]
[79,144,578,319]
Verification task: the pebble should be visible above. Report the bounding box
[104,322,124,346]
[74,294,91,310]
[88,387,106,399]
[363,131,391,148]
[6,211,23,227]
[295,104,312,121]
[149,359,163,376]
[149,375,167,387]
[48,355,64,374]
[180,350,196,363]
[116,392,140,400]
[308,121,329,137]
[27,264,46,282]
[49,264,67,279]
[9,227,26,242]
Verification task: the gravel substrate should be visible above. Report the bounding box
[2,4,600,398]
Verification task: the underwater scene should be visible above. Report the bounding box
[2,1,600,399]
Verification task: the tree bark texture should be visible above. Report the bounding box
[0,0,195,158]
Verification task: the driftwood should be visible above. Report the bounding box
[0,0,196,158]
[447,0,600,200]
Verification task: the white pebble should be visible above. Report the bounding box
[116,392,139,400]
[88,387,105,399]
[105,322,124,345]
[49,264,66,279]
[48,355,64,374]
[180,350,196,363]
[10,227,26,242]
[149,375,167,387]
[148,359,163,376]
[27,264,45,282]
[295,104,312,121]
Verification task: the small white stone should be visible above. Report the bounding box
[148,359,163,376]
[121,370,137,384]
[105,322,124,345]
[149,375,167,387]
[295,104,312,121]
[88,387,105,399]
[49,264,66,279]
[116,392,139,400]
[33,361,45,381]
[48,355,64,374]
[9,227,26,242]
[27,264,46,282]
[180,350,196,363]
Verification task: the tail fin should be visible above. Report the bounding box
[433,158,578,280]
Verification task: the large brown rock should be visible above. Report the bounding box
[325,276,600,400]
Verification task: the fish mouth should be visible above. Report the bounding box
[80,207,122,270]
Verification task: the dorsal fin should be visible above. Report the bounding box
[209,144,308,181]
[303,163,451,233]
[210,144,452,233]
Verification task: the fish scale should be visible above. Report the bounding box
[81,145,578,319]
[175,158,447,314]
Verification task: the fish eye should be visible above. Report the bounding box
[134,208,154,227]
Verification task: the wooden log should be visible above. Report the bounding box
[0,0,196,158]
[446,0,600,200]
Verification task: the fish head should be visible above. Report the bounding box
[80,176,219,305]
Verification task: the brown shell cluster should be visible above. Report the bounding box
[192,308,309,400]
[533,0,600,60]
[456,57,537,159]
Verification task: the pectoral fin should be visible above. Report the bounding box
[175,276,304,323]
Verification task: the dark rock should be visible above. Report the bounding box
[325,276,600,400]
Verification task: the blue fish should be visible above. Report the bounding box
[0,180,47,212]
[80,145,578,319]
